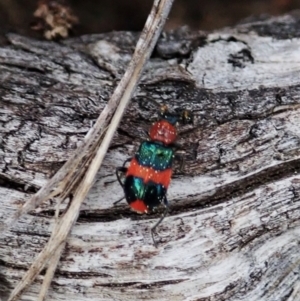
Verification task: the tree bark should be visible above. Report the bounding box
[1,11,300,301]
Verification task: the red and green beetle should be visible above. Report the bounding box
[115,104,192,245]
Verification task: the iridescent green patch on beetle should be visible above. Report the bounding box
[136,141,174,171]
[124,176,167,210]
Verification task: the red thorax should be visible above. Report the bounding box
[149,120,177,145]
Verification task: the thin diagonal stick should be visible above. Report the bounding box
[37,243,65,301]
[7,0,175,300]
[36,197,69,301]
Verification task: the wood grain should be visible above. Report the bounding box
[1,12,300,301]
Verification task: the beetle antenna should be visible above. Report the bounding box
[151,206,169,247]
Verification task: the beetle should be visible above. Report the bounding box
[115,105,192,245]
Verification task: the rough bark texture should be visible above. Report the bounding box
[1,11,300,301]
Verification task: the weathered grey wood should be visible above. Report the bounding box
[1,12,300,301]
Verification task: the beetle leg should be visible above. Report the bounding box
[113,196,125,206]
[174,153,185,173]
[115,158,132,188]
[171,142,184,150]
[151,198,169,247]
[114,167,127,205]
[116,166,127,188]
[122,158,132,167]
[115,158,132,204]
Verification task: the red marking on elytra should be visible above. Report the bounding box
[126,158,172,188]
[149,120,177,145]
[130,199,148,213]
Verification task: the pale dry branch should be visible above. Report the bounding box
[37,243,65,301]
[37,200,67,301]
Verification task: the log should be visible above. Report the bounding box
[1,11,300,301]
